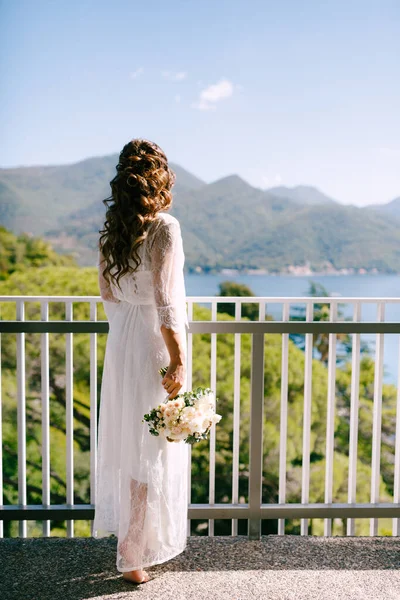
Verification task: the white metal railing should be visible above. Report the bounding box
[1,295,400,539]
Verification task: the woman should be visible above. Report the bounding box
[92,139,190,584]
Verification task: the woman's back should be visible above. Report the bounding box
[94,139,189,580]
[106,212,180,293]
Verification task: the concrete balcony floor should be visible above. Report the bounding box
[1,535,400,600]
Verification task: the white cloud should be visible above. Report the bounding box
[201,79,233,102]
[175,94,181,104]
[130,67,144,79]
[162,70,187,81]
[192,79,234,111]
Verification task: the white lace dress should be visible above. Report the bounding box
[93,212,190,572]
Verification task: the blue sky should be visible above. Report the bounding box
[1,0,399,206]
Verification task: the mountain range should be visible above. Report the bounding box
[1,154,400,273]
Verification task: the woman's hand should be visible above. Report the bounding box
[161,362,186,399]
[159,324,186,399]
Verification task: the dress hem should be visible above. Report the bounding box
[116,540,188,572]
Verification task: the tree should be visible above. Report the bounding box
[216,281,260,321]
[289,280,370,365]
[0,226,75,279]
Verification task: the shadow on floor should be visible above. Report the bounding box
[1,535,400,600]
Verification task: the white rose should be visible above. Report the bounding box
[188,423,202,435]
[170,429,187,441]
[201,418,212,431]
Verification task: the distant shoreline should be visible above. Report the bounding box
[187,268,399,277]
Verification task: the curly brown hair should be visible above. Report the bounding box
[99,138,176,289]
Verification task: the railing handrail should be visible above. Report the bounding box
[1,321,400,334]
[1,294,400,303]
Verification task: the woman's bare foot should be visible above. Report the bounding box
[122,569,150,584]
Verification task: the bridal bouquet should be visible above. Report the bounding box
[142,367,222,444]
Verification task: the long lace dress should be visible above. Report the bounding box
[93,212,190,572]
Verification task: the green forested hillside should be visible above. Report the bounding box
[0,156,117,234]
[0,158,205,236]
[236,203,400,272]
[40,174,400,273]
[1,154,400,272]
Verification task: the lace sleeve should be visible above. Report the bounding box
[98,249,120,303]
[151,219,189,332]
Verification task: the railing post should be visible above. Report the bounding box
[89,301,98,537]
[186,301,193,537]
[370,301,385,535]
[347,301,361,536]
[16,300,27,537]
[301,302,313,535]
[0,304,3,538]
[65,301,74,538]
[393,333,400,536]
[248,333,264,539]
[278,301,290,535]
[231,300,242,536]
[324,301,338,536]
[208,301,217,536]
[41,301,51,537]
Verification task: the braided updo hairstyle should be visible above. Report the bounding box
[99,138,176,288]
